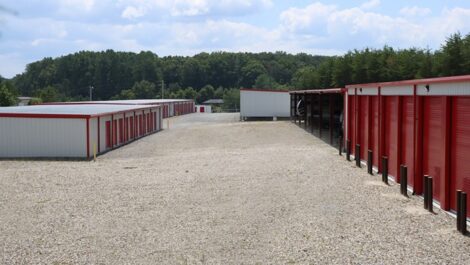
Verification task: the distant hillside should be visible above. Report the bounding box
[11,51,328,101]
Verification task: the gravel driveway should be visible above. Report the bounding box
[0,113,469,264]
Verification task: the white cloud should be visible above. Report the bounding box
[360,0,380,10]
[116,0,273,19]
[279,2,470,49]
[400,6,432,17]
[122,6,147,19]
[58,0,96,15]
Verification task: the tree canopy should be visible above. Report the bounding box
[2,32,470,108]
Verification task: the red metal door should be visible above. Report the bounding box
[422,97,445,205]
[106,121,111,148]
[450,97,470,216]
[119,118,124,144]
[130,117,134,139]
[370,96,380,168]
[383,96,399,180]
[113,120,117,146]
[401,96,415,188]
[358,96,369,160]
[200,106,205,113]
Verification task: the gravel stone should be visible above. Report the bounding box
[0,113,469,264]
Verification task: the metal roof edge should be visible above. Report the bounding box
[345,75,470,89]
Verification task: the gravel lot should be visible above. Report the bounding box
[1,113,469,264]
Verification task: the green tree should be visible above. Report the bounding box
[197,84,215,104]
[35,86,59,103]
[254,73,279,89]
[0,82,17,106]
[240,60,267,88]
[222,89,240,111]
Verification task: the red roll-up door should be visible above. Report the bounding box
[358,96,369,160]
[113,120,117,146]
[129,117,134,139]
[119,118,124,144]
[370,96,380,168]
[401,96,415,188]
[200,106,205,113]
[106,121,111,148]
[422,97,445,204]
[347,95,356,155]
[450,97,470,216]
[383,96,399,180]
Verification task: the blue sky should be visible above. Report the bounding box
[1,0,470,78]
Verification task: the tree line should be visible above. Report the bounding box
[1,32,470,107]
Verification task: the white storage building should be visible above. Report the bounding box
[240,89,290,119]
[0,104,162,159]
[46,99,195,118]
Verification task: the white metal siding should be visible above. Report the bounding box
[381,85,413,95]
[89,117,98,158]
[0,117,86,158]
[169,103,174,117]
[240,90,290,118]
[417,82,470,95]
[357,87,378,96]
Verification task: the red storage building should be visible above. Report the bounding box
[345,75,470,216]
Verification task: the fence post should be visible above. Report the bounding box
[346,140,351,161]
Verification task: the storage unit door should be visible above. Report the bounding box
[383,96,399,179]
[422,97,445,205]
[106,121,111,148]
[358,96,369,160]
[401,96,415,187]
[450,97,470,216]
[370,96,380,168]
[347,95,356,155]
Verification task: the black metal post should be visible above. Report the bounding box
[426,176,433,213]
[346,140,351,161]
[339,137,343,156]
[424,176,429,210]
[457,190,462,232]
[400,165,408,197]
[303,95,308,129]
[461,192,467,235]
[367,150,373,175]
[382,156,388,184]
[355,144,361,168]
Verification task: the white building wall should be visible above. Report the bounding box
[0,117,86,158]
[240,90,290,118]
[88,117,98,158]
[169,103,174,117]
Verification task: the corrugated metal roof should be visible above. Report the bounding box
[0,104,157,117]
[44,99,193,105]
[203,99,224,104]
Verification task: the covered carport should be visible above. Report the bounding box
[290,88,345,146]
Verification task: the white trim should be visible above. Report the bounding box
[347,88,355,95]
[417,82,470,96]
[357,87,378,96]
[381,86,413,96]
